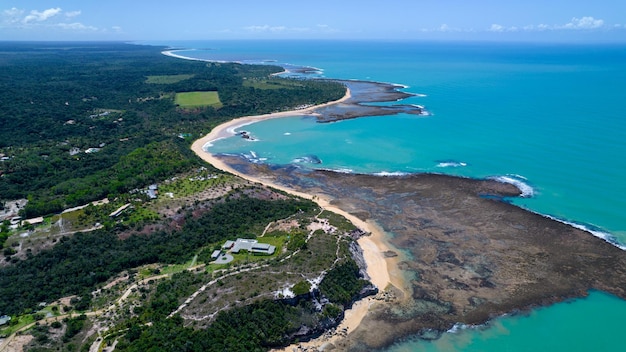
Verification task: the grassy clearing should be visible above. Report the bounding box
[0,314,35,337]
[319,210,357,232]
[243,78,304,90]
[175,91,222,108]
[146,74,194,84]
[159,173,231,199]
[160,256,198,275]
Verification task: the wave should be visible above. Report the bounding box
[239,151,267,164]
[436,160,468,168]
[541,215,626,250]
[488,175,535,198]
[373,171,409,176]
[317,167,355,174]
[446,322,477,333]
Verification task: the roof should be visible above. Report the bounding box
[229,238,275,255]
[0,315,11,325]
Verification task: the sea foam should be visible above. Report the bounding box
[489,175,535,198]
[542,215,626,250]
[436,161,468,168]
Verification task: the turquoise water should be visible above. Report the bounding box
[387,291,626,352]
[151,40,626,351]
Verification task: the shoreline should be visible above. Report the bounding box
[190,88,403,348]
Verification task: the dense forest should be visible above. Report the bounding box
[0,42,345,217]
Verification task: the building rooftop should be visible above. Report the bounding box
[227,238,275,255]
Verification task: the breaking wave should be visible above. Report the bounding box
[489,175,535,198]
[436,161,468,168]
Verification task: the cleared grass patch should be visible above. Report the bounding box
[175,91,222,109]
[146,74,194,84]
[243,78,304,90]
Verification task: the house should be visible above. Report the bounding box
[23,217,44,226]
[0,314,11,326]
[145,184,158,199]
[222,240,235,250]
[109,203,131,218]
[229,238,275,255]
[211,250,222,260]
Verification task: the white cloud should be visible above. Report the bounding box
[2,7,24,26]
[489,24,505,32]
[65,10,81,18]
[560,17,604,30]
[23,7,62,24]
[491,16,608,33]
[537,24,550,31]
[245,25,288,32]
[3,7,23,17]
[243,24,331,34]
[316,24,338,33]
[112,26,123,33]
[57,22,97,31]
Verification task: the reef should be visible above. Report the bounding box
[220,159,626,351]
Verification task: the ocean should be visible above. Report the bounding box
[147,40,626,351]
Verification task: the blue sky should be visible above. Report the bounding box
[2,0,626,42]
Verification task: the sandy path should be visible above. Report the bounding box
[190,90,404,348]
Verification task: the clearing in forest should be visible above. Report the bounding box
[175,91,222,108]
[146,74,194,84]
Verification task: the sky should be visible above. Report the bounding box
[2,0,626,42]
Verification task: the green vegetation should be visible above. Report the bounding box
[0,42,368,352]
[320,210,357,232]
[243,78,304,90]
[0,220,10,249]
[118,301,301,352]
[175,91,222,108]
[0,190,316,316]
[0,42,345,217]
[62,314,87,342]
[320,259,369,306]
[146,74,195,84]
[292,280,311,296]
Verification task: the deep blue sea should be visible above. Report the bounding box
[146,40,626,351]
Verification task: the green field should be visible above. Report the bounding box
[243,78,304,90]
[174,91,222,108]
[146,74,194,84]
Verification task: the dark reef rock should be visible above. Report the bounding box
[216,158,626,351]
[311,80,425,123]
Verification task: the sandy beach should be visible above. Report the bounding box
[190,88,402,347]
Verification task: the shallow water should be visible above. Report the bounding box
[149,40,626,351]
[386,291,626,352]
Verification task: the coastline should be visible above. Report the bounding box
[190,88,403,348]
